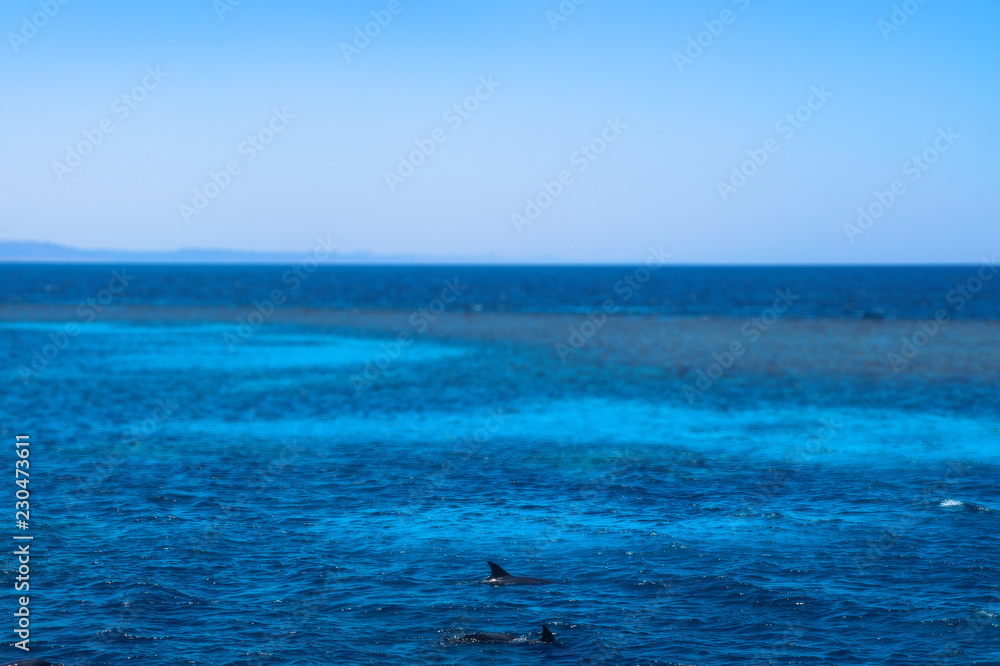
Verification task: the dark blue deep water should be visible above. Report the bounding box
[0,264,998,665]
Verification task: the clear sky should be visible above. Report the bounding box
[1,0,997,263]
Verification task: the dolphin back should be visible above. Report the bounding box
[459,631,517,643]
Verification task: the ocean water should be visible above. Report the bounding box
[1,264,998,665]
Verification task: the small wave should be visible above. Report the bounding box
[939,499,992,512]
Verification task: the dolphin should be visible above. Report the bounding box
[483,561,554,585]
[0,660,56,666]
[458,625,555,644]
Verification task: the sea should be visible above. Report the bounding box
[0,264,998,666]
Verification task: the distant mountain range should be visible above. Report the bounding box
[0,240,536,264]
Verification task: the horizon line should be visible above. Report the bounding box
[0,260,993,267]
[0,240,993,267]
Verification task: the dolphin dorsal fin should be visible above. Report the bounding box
[541,625,555,643]
[487,561,511,577]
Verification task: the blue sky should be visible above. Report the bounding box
[1,0,997,263]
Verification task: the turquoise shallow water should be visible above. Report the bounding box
[1,265,998,665]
